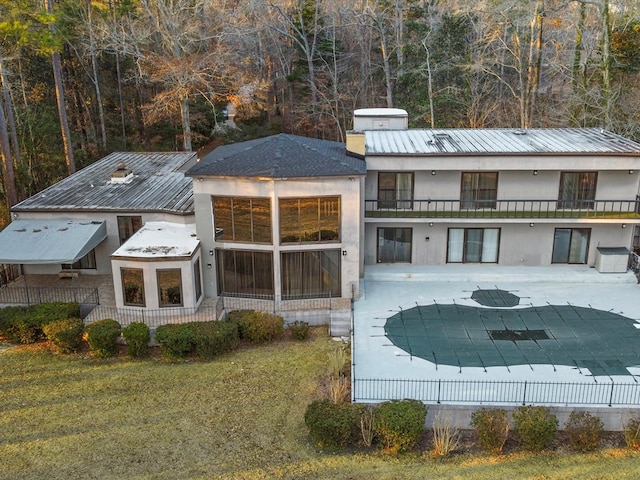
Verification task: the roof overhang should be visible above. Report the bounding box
[0,219,107,264]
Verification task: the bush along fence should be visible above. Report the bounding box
[353,378,640,407]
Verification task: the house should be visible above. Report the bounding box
[2,109,640,333]
[347,109,640,272]
[0,152,204,312]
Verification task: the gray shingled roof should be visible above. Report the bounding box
[365,128,640,155]
[187,134,367,178]
[12,152,196,214]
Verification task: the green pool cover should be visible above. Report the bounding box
[384,290,640,376]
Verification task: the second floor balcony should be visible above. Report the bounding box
[364,198,640,220]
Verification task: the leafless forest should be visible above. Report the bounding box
[0,0,639,216]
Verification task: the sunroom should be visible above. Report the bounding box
[111,222,203,313]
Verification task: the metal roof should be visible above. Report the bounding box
[12,152,197,214]
[0,219,107,264]
[188,134,366,178]
[365,128,640,155]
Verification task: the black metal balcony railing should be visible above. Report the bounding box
[364,199,640,219]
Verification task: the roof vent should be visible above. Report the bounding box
[512,129,527,135]
[111,164,133,184]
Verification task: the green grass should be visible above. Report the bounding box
[0,334,639,480]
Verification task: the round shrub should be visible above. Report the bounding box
[512,405,558,451]
[155,323,196,359]
[226,310,284,343]
[564,411,603,452]
[374,399,427,454]
[42,318,84,353]
[470,408,510,453]
[288,320,310,340]
[84,319,122,358]
[191,321,239,359]
[304,400,361,450]
[122,322,151,358]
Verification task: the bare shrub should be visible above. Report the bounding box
[359,405,376,447]
[431,415,460,457]
[328,374,350,404]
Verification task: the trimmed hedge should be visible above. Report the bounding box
[122,322,151,358]
[564,411,603,452]
[42,318,84,353]
[304,400,361,450]
[374,399,427,454]
[470,408,510,454]
[0,302,81,344]
[513,405,558,451]
[85,319,122,358]
[155,323,195,359]
[226,310,284,343]
[155,321,239,359]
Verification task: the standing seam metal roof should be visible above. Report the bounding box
[12,152,197,213]
[365,128,640,155]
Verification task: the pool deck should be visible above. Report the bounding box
[353,265,640,406]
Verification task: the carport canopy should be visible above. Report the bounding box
[0,219,107,264]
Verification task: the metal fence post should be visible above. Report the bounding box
[522,381,528,405]
[609,382,615,407]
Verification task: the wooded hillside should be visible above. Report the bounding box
[1,0,639,218]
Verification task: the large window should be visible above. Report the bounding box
[448,228,500,263]
[378,172,413,209]
[121,268,145,306]
[281,250,341,299]
[157,269,183,307]
[213,197,272,243]
[377,228,412,263]
[558,172,597,209]
[61,249,97,270]
[279,197,340,244]
[117,216,143,245]
[461,172,498,209]
[216,250,274,297]
[552,228,590,264]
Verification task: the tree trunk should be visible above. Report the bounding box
[47,0,76,175]
[0,98,17,206]
[180,96,192,151]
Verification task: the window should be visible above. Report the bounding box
[194,258,202,301]
[552,228,590,264]
[121,268,145,306]
[61,249,97,270]
[448,228,500,263]
[461,172,498,209]
[558,172,597,209]
[213,197,272,243]
[281,250,341,299]
[377,228,412,263]
[216,250,274,297]
[378,172,413,209]
[279,197,340,244]
[117,216,143,245]
[157,269,183,307]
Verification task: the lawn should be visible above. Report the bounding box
[0,330,639,480]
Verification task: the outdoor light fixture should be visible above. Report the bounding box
[622,224,628,228]
[208,250,214,256]
[342,250,347,256]
[629,170,634,174]
[529,223,535,227]
[428,222,434,227]
[533,170,538,175]
[431,170,436,176]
